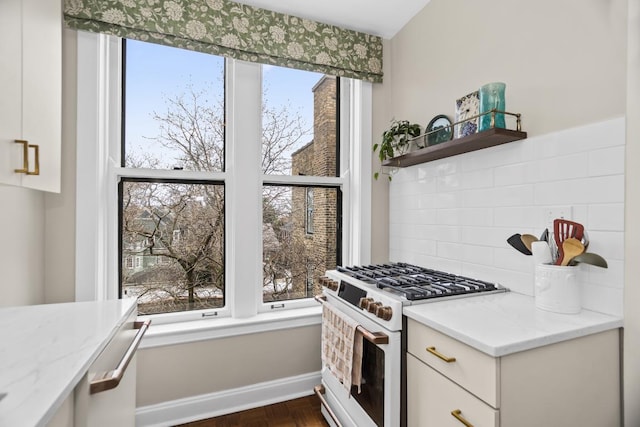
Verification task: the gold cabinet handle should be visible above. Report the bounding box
[90,319,151,394]
[13,140,40,175]
[14,140,29,174]
[426,346,456,363]
[451,409,474,426]
[29,143,39,175]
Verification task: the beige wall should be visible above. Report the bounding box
[136,325,321,406]
[383,0,627,137]
[370,39,392,264]
[625,0,640,425]
[44,28,77,304]
[0,185,44,307]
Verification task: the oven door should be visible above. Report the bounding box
[318,294,401,427]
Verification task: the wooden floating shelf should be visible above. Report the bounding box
[382,127,527,168]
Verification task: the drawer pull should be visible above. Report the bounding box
[90,319,151,394]
[314,385,343,427]
[451,409,474,426]
[426,346,456,363]
[14,140,40,175]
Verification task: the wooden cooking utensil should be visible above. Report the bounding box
[560,238,585,266]
[553,219,585,265]
[520,234,539,253]
[554,219,585,242]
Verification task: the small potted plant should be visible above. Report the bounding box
[373,119,421,180]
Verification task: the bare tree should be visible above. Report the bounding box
[122,83,313,314]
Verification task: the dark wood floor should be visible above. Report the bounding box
[176,394,330,427]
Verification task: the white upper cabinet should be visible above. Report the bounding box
[0,0,61,193]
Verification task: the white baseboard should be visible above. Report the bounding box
[135,371,322,427]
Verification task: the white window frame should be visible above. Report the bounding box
[74,32,372,338]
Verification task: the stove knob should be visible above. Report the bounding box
[376,306,393,321]
[367,301,382,313]
[359,297,374,310]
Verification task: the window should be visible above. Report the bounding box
[75,32,372,326]
[119,39,343,316]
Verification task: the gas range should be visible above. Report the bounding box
[322,262,507,332]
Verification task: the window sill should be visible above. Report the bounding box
[138,305,322,349]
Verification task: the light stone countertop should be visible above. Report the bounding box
[403,292,622,357]
[0,298,137,427]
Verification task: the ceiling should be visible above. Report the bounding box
[235,0,432,39]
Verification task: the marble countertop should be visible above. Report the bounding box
[403,292,622,357]
[0,299,137,427]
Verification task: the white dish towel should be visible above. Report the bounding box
[321,302,364,394]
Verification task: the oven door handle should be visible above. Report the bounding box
[315,294,389,345]
[314,384,343,427]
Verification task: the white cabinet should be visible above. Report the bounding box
[74,311,148,427]
[406,318,620,427]
[0,0,61,193]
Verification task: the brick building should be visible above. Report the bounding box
[291,76,338,296]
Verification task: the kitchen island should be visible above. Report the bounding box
[0,298,137,427]
[404,292,623,427]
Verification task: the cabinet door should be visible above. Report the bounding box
[0,0,61,192]
[0,0,23,188]
[21,0,61,192]
[407,354,498,427]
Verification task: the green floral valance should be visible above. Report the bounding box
[64,0,383,83]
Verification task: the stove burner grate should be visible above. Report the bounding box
[337,262,503,301]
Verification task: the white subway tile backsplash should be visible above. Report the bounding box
[463,184,534,208]
[581,283,623,315]
[588,146,625,176]
[588,204,624,231]
[493,163,529,186]
[537,153,589,181]
[534,175,624,205]
[389,117,625,316]
[494,206,541,228]
[459,169,495,190]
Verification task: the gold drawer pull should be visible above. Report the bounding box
[426,346,456,363]
[14,140,40,175]
[451,409,474,426]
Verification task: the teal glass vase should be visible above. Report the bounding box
[479,82,506,131]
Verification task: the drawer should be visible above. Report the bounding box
[407,318,499,407]
[407,353,498,427]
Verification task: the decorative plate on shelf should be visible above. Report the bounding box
[455,90,480,138]
[424,115,453,147]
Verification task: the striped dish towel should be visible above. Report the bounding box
[321,302,364,394]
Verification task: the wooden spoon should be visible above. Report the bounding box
[560,238,585,266]
[520,234,539,252]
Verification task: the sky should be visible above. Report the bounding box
[124,39,323,168]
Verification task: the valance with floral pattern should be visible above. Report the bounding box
[64,0,383,83]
